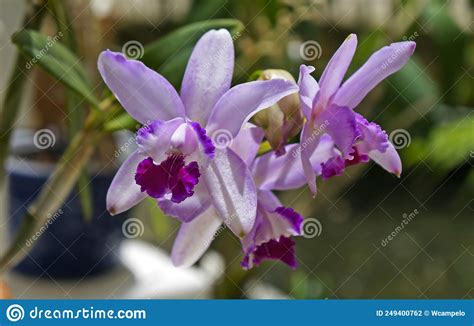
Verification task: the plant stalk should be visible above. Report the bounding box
[0,127,104,273]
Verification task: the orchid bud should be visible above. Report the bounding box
[252,69,303,156]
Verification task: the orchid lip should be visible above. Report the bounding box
[241,204,303,269]
[242,237,298,270]
[135,154,200,204]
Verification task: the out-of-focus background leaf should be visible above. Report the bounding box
[12,29,99,107]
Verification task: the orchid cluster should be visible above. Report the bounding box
[99,30,415,270]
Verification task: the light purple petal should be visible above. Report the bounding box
[257,189,282,210]
[171,207,222,267]
[254,136,338,190]
[333,41,416,109]
[352,114,401,176]
[158,181,211,222]
[98,50,185,123]
[300,108,354,194]
[318,104,359,159]
[321,155,346,179]
[299,122,321,195]
[368,142,402,176]
[258,190,303,238]
[170,122,199,155]
[136,118,184,161]
[310,134,339,176]
[253,144,305,190]
[311,105,359,179]
[203,148,257,237]
[355,113,389,154]
[241,191,303,269]
[206,79,299,138]
[180,29,234,125]
[316,34,357,108]
[297,65,319,119]
[107,150,146,215]
[229,123,264,165]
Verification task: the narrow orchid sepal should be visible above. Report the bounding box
[98,50,185,123]
[369,142,402,177]
[181,29,234,125]
[316,33,357,108]
[171,207,222,267]
[333,41,416,109]
[106,150,147,215]
[297,65,319,119]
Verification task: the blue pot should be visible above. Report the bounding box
[7,153,127,279]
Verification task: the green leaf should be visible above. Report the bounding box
[185,0,229,23]
[404,114,474,170]
[156,47,194,87]
[425,115,474,169]
[386,55,439,107]
[103,112,139,132]
[147,198,170,241]
[0,58,29,182]
[11,29,100,108]
[48,0,85,138]
[141,19,244,88]
[67,92,94,221]
[48,0,77,52]
[77,171,93,221]
[422,0,466,104]
[47,0,93,219]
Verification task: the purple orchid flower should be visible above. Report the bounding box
[171,124,336,269]
[100,29,298,237]
[298,34,416,194]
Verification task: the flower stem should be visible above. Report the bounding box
[0,127,104,273]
